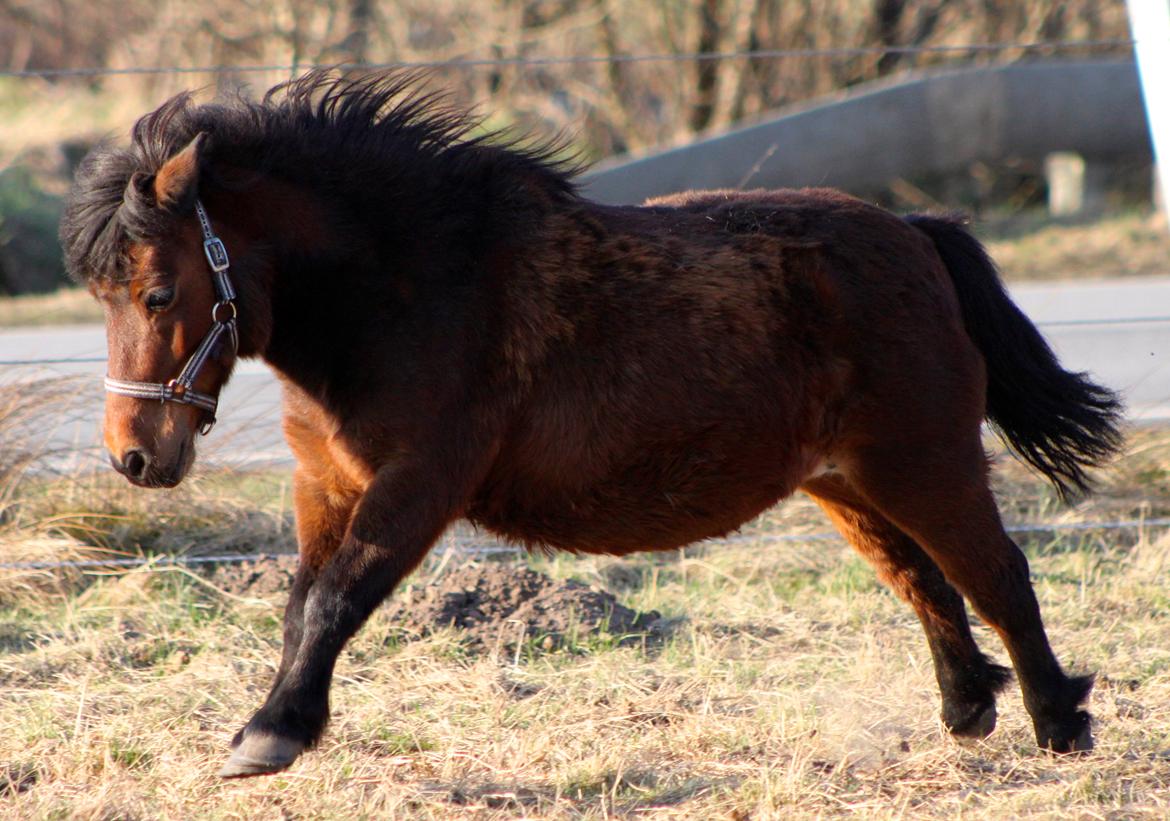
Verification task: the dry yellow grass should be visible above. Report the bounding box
[0,75,200,168]
[983,210,1170,282]
[2,428,1170,818]
[0,288,102,327]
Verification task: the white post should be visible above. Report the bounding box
[1128,0,1170,219]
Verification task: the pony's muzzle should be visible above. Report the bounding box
[106,439,190,488]
[110,447,151,483]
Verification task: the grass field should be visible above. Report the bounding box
[3,382,1170,818]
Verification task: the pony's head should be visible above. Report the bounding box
[60,69,579,487]
[61,128,238,488]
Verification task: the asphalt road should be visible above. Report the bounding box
[1010,276,1170,420]
[0,325,289,472]
[3,275,1170,473]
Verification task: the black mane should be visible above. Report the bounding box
[60,70,581,283]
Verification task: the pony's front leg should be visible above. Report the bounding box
[219,462,458,777]
[267,467,358,696]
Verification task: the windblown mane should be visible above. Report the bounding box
[60,70,581,283]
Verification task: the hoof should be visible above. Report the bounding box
[218,732,305,778]
[1038,711,1093,755]
[1043,723,1094,755]
[945,700,997,740]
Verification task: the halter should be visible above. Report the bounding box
[104,199,239,436]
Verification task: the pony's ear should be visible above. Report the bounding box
[153,132,209,210]
[125,170,155,204]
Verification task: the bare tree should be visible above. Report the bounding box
[0,0,1133,158]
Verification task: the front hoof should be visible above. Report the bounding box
[1038,712,1094,755]
[219,732,306,778]
[944,700,998,740]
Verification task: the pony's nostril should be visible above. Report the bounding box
[121,449,149,479]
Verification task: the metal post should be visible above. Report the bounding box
[1128,0,1170,218]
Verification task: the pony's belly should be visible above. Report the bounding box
[471,452,805,555]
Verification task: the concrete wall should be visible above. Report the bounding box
[580,60,1152,205]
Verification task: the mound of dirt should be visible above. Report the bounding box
[207,557,661,652]
[207,554,298,597]
[383,563,662,651]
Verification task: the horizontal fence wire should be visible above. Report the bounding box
[1036,316,1170,328]
[6,315,1170,369]
[0,38,1137,80]
[0,357,107,366]
[3,516,1168,572]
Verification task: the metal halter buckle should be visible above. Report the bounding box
[204,237,230,272]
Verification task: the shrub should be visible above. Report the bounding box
[0,164,65,295]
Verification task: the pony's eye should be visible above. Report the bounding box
[145,286,175,312]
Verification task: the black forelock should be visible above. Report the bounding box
[59,69,583,285]
[59,91,204,284]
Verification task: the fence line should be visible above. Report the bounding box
[6,314,1170,370]
[3,516,1167,572]
[0,38,1136,81]
[1033,316,1170,328]
[0,357,106,366]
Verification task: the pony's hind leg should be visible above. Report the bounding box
[844,438,1094,753]
[803,476,1011,739]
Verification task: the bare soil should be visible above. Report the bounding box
[206,553,298,597]
[384,563,663,651]
[207,556,661,651]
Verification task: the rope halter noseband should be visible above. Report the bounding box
[103,199,238,436]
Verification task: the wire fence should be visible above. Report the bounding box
[6,312,1170,367]
[7,313,1170,379]
[3,516,1168,572]
[0,38,1138,80]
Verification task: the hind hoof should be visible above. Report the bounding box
[218,732,305,778]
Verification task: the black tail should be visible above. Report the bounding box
[906,213,1123,500]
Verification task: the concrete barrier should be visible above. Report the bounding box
[580,60,1152,205]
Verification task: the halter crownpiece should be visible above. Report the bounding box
[103,199,239,435]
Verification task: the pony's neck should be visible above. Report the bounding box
[203,153,572,397]
[198,176,327,364]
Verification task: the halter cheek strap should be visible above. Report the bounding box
[103,199,238,435]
